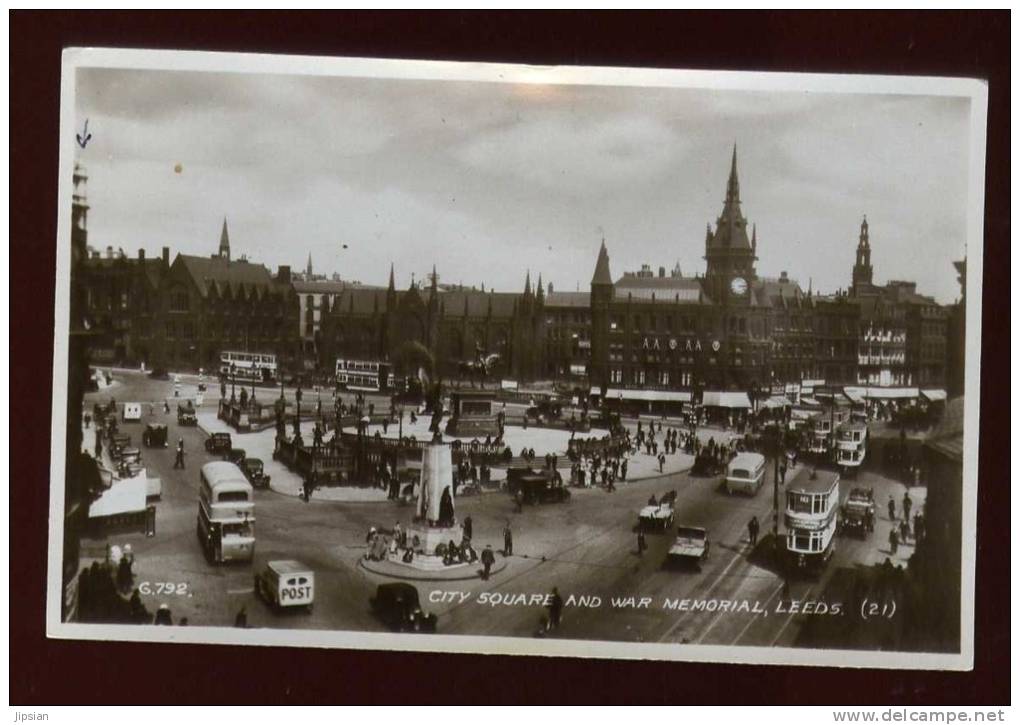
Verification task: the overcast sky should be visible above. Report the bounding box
[74,67,971,303]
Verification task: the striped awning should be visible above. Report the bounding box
[702,391,752,409]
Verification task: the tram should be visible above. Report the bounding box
[335,358,391,392]
[833,419,868,472]
[220,351,278,384]
[784,467,841,571]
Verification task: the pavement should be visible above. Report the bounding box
[75,368,938,648]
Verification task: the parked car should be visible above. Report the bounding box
[204,432,233,454]
[242,458,271,489]
[370,583,437,633]
[254,560,314,612]
[142,423,169,448]
[118,448,144,478]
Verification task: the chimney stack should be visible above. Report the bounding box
[138,248,145,260]
[780,271,789,283]
[162,247,170,266]
[278,265,292,284]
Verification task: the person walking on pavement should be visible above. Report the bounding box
[462,515,473,543]
[514,489,524,513]
[888,527,899,555]
[902,491,913,522]
[173,438,185,469]
[899,519,910,545]
[234,606,248,628]
[888,495,896,521]
[481,544,496,580]
[547,587,564,629]
[748,516,760,547]
[503,521,513,556]
[637,529,647,556]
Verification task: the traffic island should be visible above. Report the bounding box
[359,554,509,581]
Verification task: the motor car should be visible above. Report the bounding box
[205,432,233,454]
[242,458,271,489]
[142,423,168,448]
[225,448,247,467]
[254,560,314,612]
[118,448,144,478]
[506,468,570,504]
[690,452,724,477]
[370,583,437,632]
[668,526,710,567]
[177,401,198,426]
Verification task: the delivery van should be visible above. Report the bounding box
[725,452,766,495]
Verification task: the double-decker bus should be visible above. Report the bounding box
[197,461,255,564]
[784,467,841,570]
[336,358,391,392]
[220,351,277,384]
[833,419,868,471]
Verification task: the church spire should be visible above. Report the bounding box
[388,262,395,292]
[536,273,545,303]
[306,252,313,278]
[219,217,230,261]
[707,145,751,252]
[524,269,532,295]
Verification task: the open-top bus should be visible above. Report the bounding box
[336,358,391,392]
[220,351,278,384]
[784,467,841,571]
[197,461,255,564]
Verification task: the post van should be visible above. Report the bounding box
[255,560,314,611]
[725,452,766,495]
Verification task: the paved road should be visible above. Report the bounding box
[83,370,922,647]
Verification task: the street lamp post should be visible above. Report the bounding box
[230,363,236,404]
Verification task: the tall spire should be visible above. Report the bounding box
[524,269,532,295]
[219,217,230,261]
[591,240,613,286]
[306,252,313,277]
[431,264,438,291]
[859,215,870,247]
[388,262,395,291]
[727,143,740,205]
[536,273,545,302]
[707,146,751,251]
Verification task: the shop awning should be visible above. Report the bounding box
[921,389,948,402]
[865,387,920,400]
[800,396,822,407]
[602,388,692,403]
[89,473,147,518]
[791,408,820,421]
[759,395,792,410]
[702,391,752,409]
[843,387,868,404]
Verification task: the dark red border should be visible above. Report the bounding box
[10,10,1009,705]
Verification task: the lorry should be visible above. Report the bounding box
[668,526,710,566]
[254,560,314,612]
[839,486,875,537]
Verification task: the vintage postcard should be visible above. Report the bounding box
[48,48,987,669]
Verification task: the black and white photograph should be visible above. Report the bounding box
[47,48,987,670]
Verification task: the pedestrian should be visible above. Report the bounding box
[514,489,524,513]
[637,529,647,556]
[748,516,759,547]
[164,400,170,415]
[173,438,185,469]
[903,491,913,521]
[547,587,564,629]
[658,452,666,473]
[503,521,513,556]
[779,462,787,485]
[889,527,899,555]
[462,515,473,542]
[888,495,896,521]
[899,519,910,544]
[154,604,173,626]
[621,459,628,482]
[481,544,496,580]
[235,606,248,628]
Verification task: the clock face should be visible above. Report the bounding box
[730,276,748,296]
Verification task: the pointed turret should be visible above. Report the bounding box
[219,217,231,261]
[524,269,532,296]
[851,215,874,295]
[306,252,313,278]
[591,240,613,286]
[707,145,751,251]
[388,263,396,291]
[536,274,545,303]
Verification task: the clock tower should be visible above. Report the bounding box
[704,145,757,304]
